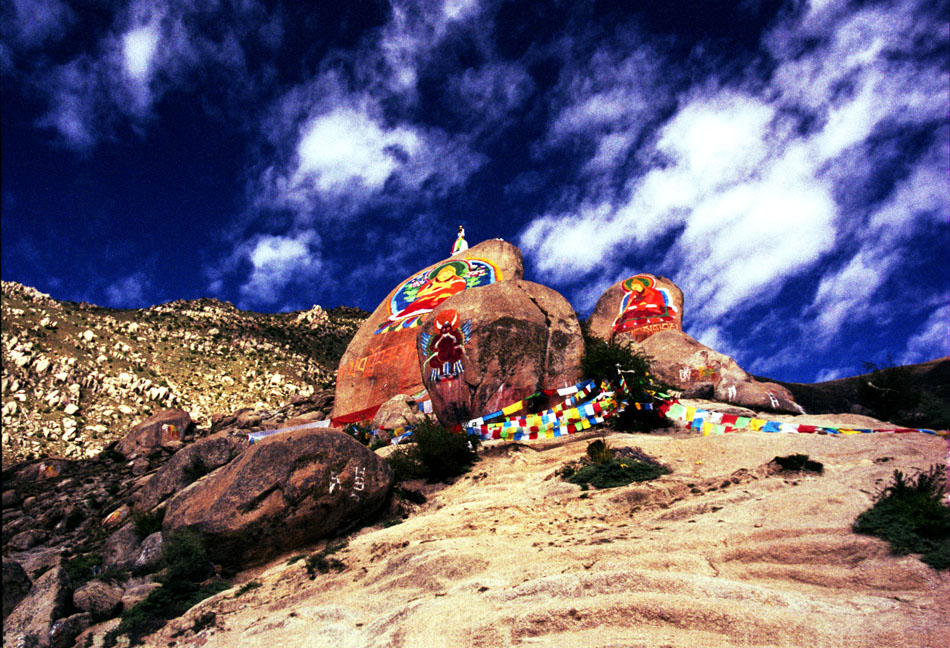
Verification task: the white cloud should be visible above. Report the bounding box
[447,62,534,128]
[814,367,846,383]
[519,0,947,374]
[6,0,73,48]
[900,303,950,365]
[240,232,323,307]
[122,23,160,81]
[105,272,151,308]
[293,107,421,195]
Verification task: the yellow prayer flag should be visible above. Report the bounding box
[502,401,523,416]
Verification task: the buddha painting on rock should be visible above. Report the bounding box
[612,274,679,340]
[376,258,501,334]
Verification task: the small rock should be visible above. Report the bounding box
[64,404,79,416]
[73,581,124,621]
[133,532,163,574]
[49,612,91,648]
[102,505,130,530]
[2,489,23,509]
[9,529,48,551]
[131,458,148,476]
[102,524,141,571]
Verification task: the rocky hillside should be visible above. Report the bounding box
[1,281,367,468]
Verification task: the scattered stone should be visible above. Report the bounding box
[133,532,164,573]
[102,523,141,571]
[102,504,130,530]
[163,428,393,568]
[371,394,428,433]
[136,432,248,512]
[2,489,23,508]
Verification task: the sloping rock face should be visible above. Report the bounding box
[3,563,72,648]
[115,409,195,459]
[419,280,584,427]
[162,429,393,568]
[135,431,248,511]
[333,239,523,420]
[589,274,801,414]
[2,559,31,620]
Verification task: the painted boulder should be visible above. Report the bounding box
[589,273,802,414]
[588,273,684,342]
[162,428,392,568]
[333,239,523,421]
[418,280,584,427]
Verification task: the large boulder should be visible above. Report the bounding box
[2,563,72,648]
[419,280,584,427]
[333,239,523,421]
[135,431,248,511]
[115,409,194,459]
[162,428,393,568]
[589,273,802,414]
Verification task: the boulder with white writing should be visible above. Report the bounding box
[162,428,392,567]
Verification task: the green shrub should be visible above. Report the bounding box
[853,466,949,570]
[580,331,669,432]
[562,441,670,489]
[304,541,348,579]
[103,528,227,647]
[586,439,614,465]
[566,458,670,489]
[103,580,230,647]
[580,333,649,384]
[234,580,261,597]
[63,553,102,587]
[386,417,479,482]
[772,454,824,474]
[159,528,214,585]
[132,508,165,538]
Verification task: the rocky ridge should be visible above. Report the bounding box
[1,281,367,468]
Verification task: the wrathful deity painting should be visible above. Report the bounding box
[420,309,472,382]
[375,258,500,335]
[612,274,679,340]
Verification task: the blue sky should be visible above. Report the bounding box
[2,0,947,384]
